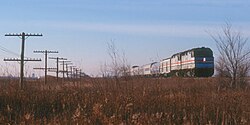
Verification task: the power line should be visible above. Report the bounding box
[0,44,20,57]
[0,44,34,59]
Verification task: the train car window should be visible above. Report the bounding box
[191,51,194,57]
[177,55,180,61]
[162,64,164,72]
[166,62,168,71]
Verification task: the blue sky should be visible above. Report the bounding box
[0,0,250,76]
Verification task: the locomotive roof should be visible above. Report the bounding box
[132,66,139,68]
[141,61,159,67]
[160,47,212,61]
[171,47,211,57]
[161,57,171,61]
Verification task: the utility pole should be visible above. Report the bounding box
[4,32,42,89]
[79,69,82,82]
[59,60,71,80]
[65,63,73,78]
[69,65,76,79]
[75,68,79,79]
[34,50,58,84]
[49,57,67,81]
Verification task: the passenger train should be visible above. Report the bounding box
[130,47,214,77]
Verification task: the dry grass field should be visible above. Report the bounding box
[0,77,249,124]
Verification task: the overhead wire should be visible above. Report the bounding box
[0,43,34,59]
[0,44,20,57]
[0,43,42,77]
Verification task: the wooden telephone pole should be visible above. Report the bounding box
[65,63,73,78]
[59,60,71,80]
[49,57,67,81]
[33,50,58,84]
[4,32,42,89]
[69,65,76,79]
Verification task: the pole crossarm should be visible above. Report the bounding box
[5,33,43,37]
[4,58,41,61]
[64,63,73,65]
[49,57,67,60]
[48,69,57,72]
[33,67,57,70]
[34,50,58,53]
[60,63,72,65]
[58,61,71,63]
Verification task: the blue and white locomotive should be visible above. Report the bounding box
[131,47,214,77]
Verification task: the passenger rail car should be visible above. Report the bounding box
[141,62,159,76]
[131,47,214,77]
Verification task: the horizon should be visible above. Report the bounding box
[0,0,250,77]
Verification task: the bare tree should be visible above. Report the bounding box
[100,62,110,78]
[210,23,250,88]
[120,51,130,77]
[107,40,120,77]
[102,40,130,78]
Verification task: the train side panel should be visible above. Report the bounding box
[151,62,160,76]
[171,54,181,71]
[160,58,171,76]
[142,64,151,76]
[130,66,140,76]
[181,50,195,70]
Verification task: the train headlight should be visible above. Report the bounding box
[203,58,206,62]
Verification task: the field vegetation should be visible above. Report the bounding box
[0,77,249,124]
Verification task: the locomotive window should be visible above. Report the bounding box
[177,55,180,61]
[195,49,213,57]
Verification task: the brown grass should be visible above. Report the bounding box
[0,77,249,124]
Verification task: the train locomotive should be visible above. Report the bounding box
[130,47,214,77]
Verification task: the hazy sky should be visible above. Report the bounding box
[0,0,250,76]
